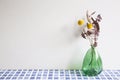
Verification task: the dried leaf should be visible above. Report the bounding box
[81,32,86,39]
[91,11,96,16]
[91,17,100,32]
[95,30,99,36]
[96,14,102,22]
[87,31,92,36]
[97,14,102,20]
[97,18,101,22]
[86,10,91,23]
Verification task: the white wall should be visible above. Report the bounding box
[0,0,120,69]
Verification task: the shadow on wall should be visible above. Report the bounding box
[67,51,83,69]
[61,23,84,69]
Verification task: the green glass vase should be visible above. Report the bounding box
[82,46,103,76]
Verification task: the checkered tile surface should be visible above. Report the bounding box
[0,69,120,80]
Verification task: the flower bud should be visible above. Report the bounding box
[87,23,93,29]
[78,19,84,26]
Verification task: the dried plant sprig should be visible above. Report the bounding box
[78,11,102,47]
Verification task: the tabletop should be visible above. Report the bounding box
[0,69,120,80]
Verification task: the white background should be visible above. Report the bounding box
[0,0,120,69]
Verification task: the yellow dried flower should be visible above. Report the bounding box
[78,19,84,26]
[87,23,93,29]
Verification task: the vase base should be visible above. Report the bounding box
[82,68,102,76]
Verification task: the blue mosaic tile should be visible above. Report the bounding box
[0,69,120,80]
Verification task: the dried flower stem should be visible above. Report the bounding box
[82,29,93,46]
